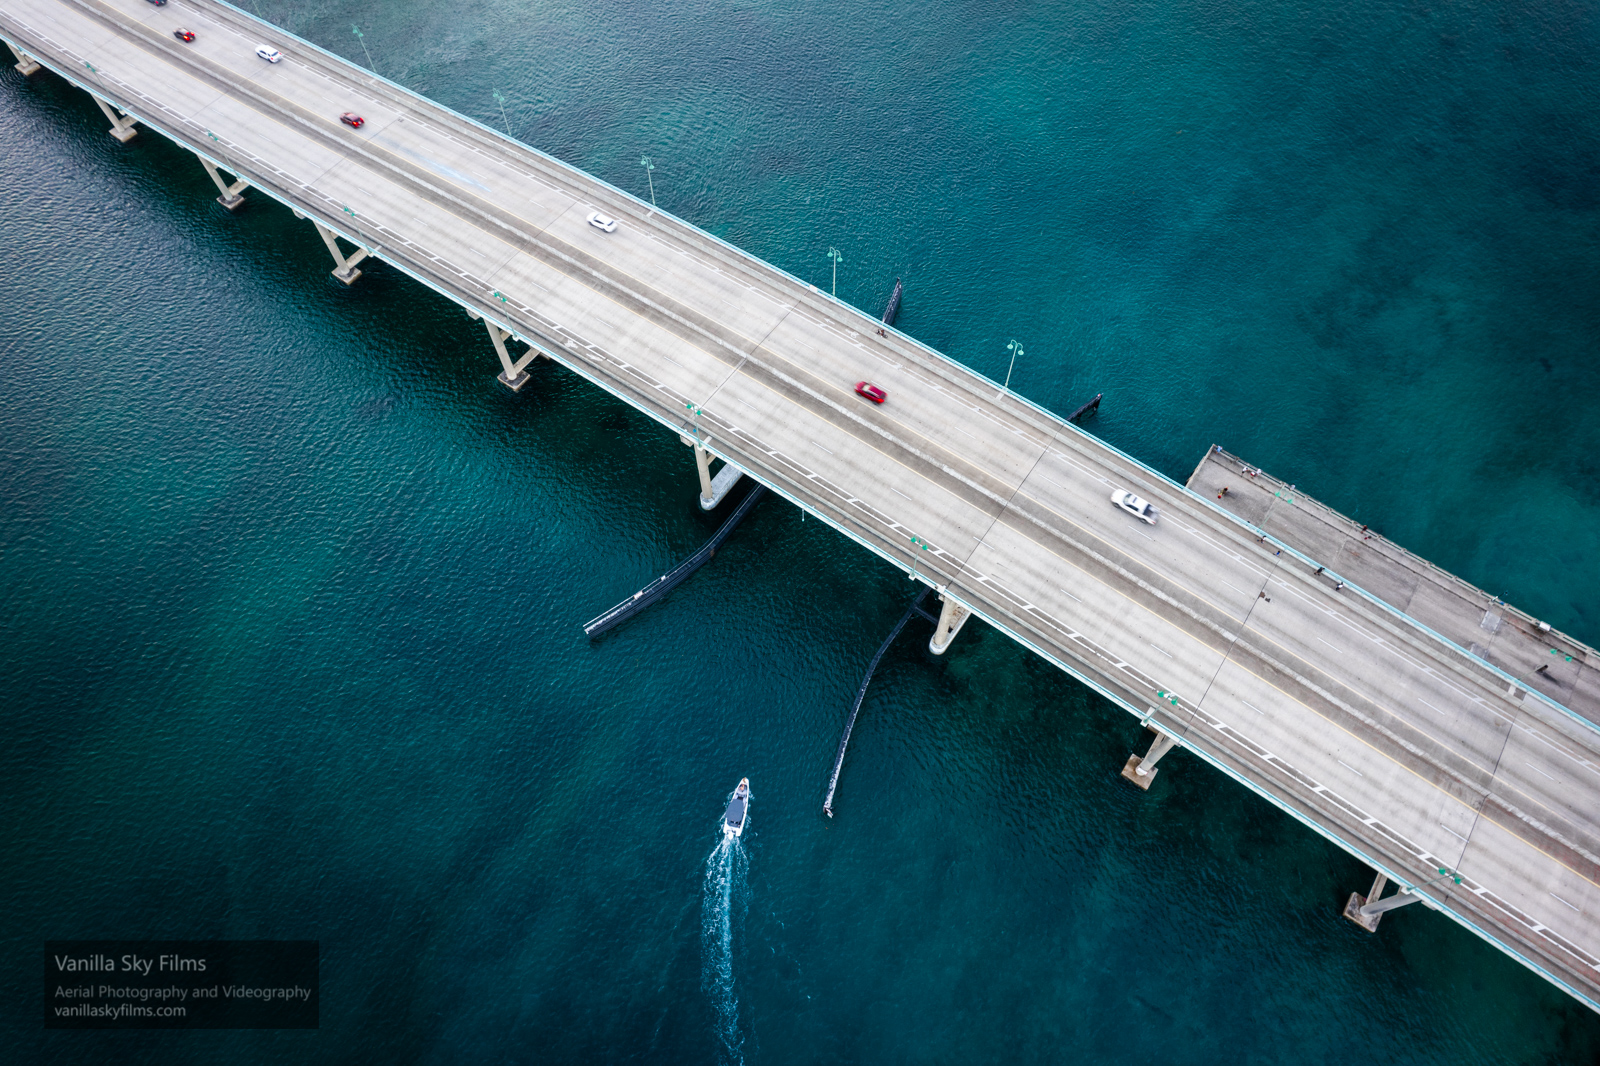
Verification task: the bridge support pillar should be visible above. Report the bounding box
[694,442,714,504]
[90,93,138,143]
[487,320,534,391]
[1121,728,1177,790]
[928,592,971,655]
[198,156,250,211]
[5,39,42,75]
[682,436,741,510]
[1343,872,1423,931]
[312,221,369,284]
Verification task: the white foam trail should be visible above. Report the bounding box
[701,825,749,1065]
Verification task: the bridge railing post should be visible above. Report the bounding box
[198,155,250,211]
[5,38,42,75]
[89,93,138,143]
[1121,728,1178,790]
[928,592,971,655]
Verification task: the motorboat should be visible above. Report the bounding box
[723,778,750,837]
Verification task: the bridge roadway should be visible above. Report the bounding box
[6,0,1600,1010]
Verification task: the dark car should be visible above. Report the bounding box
[147,0,166,5]
[854,381,887,404]
[174,29,195,42]
[339,112,365,129]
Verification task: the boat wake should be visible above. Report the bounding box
[702,823,749,1065]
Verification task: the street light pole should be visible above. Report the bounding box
[1003,339,1023,393]
[640,156,656,208]
[493,90,510,133]
[827,247,842,297]
[350,24,376,74]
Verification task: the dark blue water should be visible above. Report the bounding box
[3,0,1599,1060]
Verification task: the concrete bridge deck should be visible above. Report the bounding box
[1189,448,1599,724]
[6,0,1599,1011]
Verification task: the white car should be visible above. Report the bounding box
[255,45,282,63]
[1111,489,1158,525]
[586,211,618,233]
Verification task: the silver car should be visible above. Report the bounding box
[586,211,618,233]
[255,45,282,63]
[1111,489,1158,525]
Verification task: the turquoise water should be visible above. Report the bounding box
[3,0,1599,1060]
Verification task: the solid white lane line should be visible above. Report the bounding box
[1151,644,1173,658]
[1440,824,1472,844]
[1058,589,1081,602]
[1418,698,1446,715]
[1527,763,1556,781]
[1242,701,1265,715]
[1552,893,1581,913]
[1337,760,1365,777]
[890,487,912,500]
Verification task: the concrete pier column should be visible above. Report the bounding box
[1343,871,1422,931]
[198,156,250,211]
[694,443,715,506]
[5,39,42,75]
[312,221,370,285]
[90,93,138,142]
[485,320,529,391]
[465,309,541,390]
[1120,729,1177,790]
[681,435,743,510]
[928,592,971,655]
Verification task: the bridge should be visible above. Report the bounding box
[6,0,1599,1011]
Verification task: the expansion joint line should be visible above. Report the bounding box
[699,306,796,418]
[949,442,1052,589]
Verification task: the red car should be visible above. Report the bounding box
[854,381,887,404]
[339,112,365,129]
[173,29,195,42]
